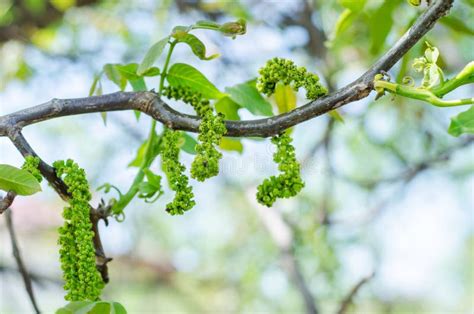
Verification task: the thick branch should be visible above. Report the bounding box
[0,0,454,138]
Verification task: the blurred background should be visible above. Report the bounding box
[0,0,473,313]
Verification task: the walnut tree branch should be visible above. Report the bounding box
[0,0,454,138]
[7,130,112,283]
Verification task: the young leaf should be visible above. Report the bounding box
[368,0,398,55]
[274,83,296,114]
[215,96,241,120]
[176,33,219,60]
[328,110,345,123]
[115,63,140,80]
[103,64,127,91]
[448,105,474,136]
[0,164,41,196]
[180,133,198,155]
[219,138,243,153]
[225,81,273,116]
[339,0,367,12]
[167,63,225,99]
[137,36,169,75]
[56,301,127,314]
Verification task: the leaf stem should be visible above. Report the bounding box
[112,40,177,215]
[374,80,473,107]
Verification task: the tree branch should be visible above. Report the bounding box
[337,272,375,314]
[0,192,16,214]
[7,130,112,283]
[5,209,41,314]
[0,0,454,138]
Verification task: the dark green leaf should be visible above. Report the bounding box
[0,164,42,196]
[176,33,219,60]
[137,37,169,75]
[167,63,225,99]
[448,105,474,136]
[215,96,241,120]
[225,81,273,116]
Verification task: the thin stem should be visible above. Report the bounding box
[5,209,41,314]
[112,40,177,214]
[432,61,474,97]
[374,80,473,107]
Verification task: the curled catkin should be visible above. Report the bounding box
[256,57,327,100]
[256,133,304,207]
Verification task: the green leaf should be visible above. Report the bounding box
[331,9,357,40]
[114,63,140,80]
[328,110,345,123]
[448,105,474,136]
[128,136,160,167]
[103,64,126,91]
[215,96,241,120]
[180,133,198,155]
[89,74,101,97]
[141,67,160,77]
[274,82,296,114]
[219,138,243,153]
[167,63,225,99]
[56,301,127,314]
[138,169,163,200]
[440,16,474,36]
[194,20,220,30]
[0,164,41,196]
[339,0,367,12]
[226,81,273,116]
[176,33,219,60]
[369,0,398,55]
[137,37,169,75]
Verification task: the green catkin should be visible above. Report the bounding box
[22,156,42,183]
[53,159,104,301]
[161,128,196,215]
[257,57,328,100]
[163,86,226,181]
[256,58,327,206]
[256,133,305,207]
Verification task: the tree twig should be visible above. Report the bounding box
[336,272,375,314]
[0,191,16,214]
[4,209,41,314]
[0,0,454,138]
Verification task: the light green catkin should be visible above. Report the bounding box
[161,128,196,215]
[53,159,104,301]
[163,86,226,181]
